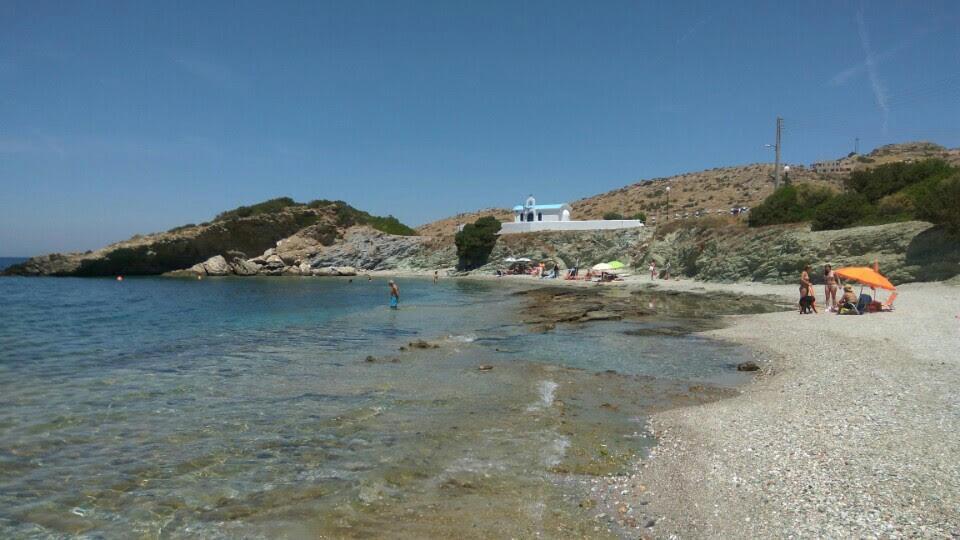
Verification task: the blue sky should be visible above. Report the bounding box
[1,0,958,255]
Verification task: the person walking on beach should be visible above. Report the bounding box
[663,261,671,280]
[649,260,657,280]
[799,265,816,314]
[824,264,839,311]
[388,280,400,309]
[433,270,439,284]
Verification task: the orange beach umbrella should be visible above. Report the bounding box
[835,267,896,291]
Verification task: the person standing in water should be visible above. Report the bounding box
[388,280,400,309]
[433,270,439,284]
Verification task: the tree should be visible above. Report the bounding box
[631,212,647,222]
[844,159,954,202]
[603,212,624,220]
[454,216,502,270]
[810,193,873,231]
[748,184,835,227]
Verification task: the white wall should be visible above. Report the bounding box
[500,220,645,234]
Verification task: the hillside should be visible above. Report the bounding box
[416,142,959,235]
[4,199,419,277]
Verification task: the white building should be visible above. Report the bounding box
[512,196,571,223]
[500,195,644,234]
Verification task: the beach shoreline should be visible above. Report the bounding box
[376,269,960,536]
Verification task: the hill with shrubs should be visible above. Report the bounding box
[4,198,417,276]
[749,159,960,234]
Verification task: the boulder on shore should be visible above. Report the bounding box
[202,255,231,276]
[231,258,261,276]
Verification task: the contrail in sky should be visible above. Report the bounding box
[856,3,889,131]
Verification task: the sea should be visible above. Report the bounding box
[0,276,756,538]
[0,257,28,271]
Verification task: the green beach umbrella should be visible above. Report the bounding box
[607,260,625,269]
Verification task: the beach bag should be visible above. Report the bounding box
[856,294,872,314]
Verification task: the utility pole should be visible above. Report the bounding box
[855,137,860,155]
[773,116,783,189]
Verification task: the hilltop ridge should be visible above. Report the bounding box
[417,141,960,236]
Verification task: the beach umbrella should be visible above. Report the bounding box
[592,263,612,271]
[515,257,532,262]
[835,266,896,291]
[504,257,517,263]
[607,261,625,269]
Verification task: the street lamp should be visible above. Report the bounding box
[765,142,782,188]
[665,186,671,222]
[783,165,791,185]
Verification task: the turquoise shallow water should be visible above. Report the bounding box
[0,276,752,538]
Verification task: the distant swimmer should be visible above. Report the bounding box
[389,280,400,309]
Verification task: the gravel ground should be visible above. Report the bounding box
[593,280,960,538]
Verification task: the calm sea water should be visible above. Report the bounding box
[0,276,752,538]
[0,257,27,271]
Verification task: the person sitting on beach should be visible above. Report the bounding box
[838,284,858,314]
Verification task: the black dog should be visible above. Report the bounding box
[799,295,817,314]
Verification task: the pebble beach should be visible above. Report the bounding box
[583,279,960,537]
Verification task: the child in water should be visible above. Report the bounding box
[389,280,400,309]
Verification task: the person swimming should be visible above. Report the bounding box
[388,280,400,309]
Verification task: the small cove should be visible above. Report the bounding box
[0,276,779,538]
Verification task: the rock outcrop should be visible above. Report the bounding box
[161,226,451,277]
[454,220,959,285]
[3,206,331,276]
[644,220,960,284]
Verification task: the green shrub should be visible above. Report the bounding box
[748,184,835,227]
[603,212,624,220]
[454,216,501,270]
[914,172,960,235]
[631,212,647,222]
[364,215,418,236]
[167,223,197,233]
[876,192,914,217]
[810,193,873,231]
[845,159,954,202]
[215,197,300,221]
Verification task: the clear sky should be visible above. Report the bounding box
[1,0,958,255]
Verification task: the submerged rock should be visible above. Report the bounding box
[737,361,760,372]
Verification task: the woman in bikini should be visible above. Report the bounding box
[823,264,839,311]
[799,265,816,314]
